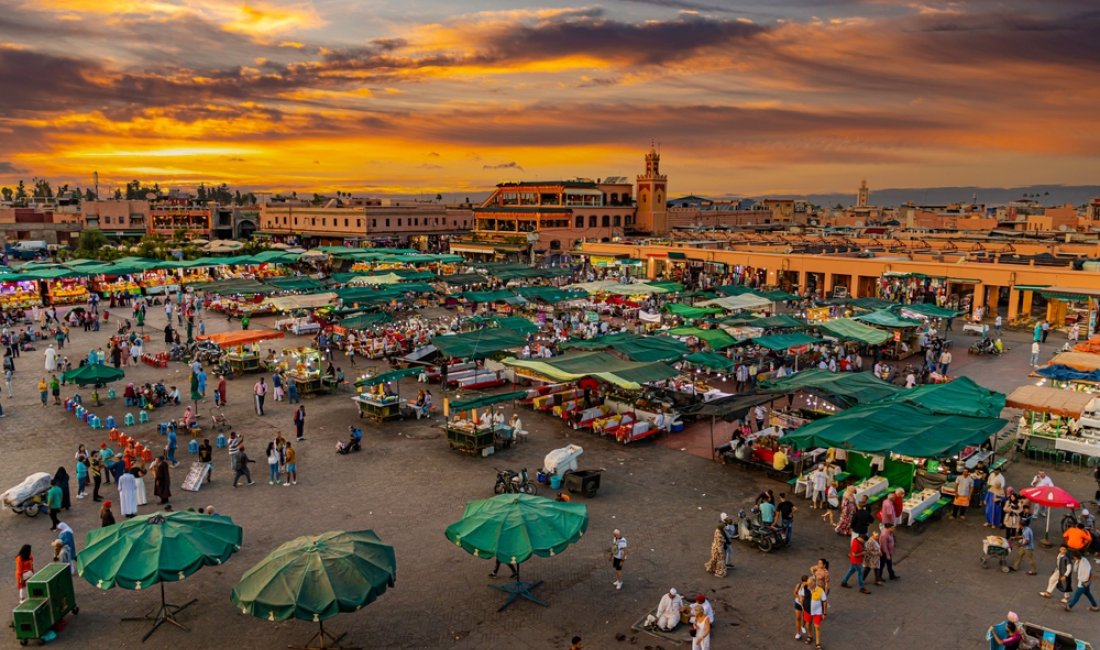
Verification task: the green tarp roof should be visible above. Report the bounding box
[432,328,528,359]
[562,333,688,362]
[264,277,327,292]
[854,310,922,329]
[338,312,394,330]
[715,284,756,296]
[515,286,588,303]
[723,314,805,329]
[894,303,961,319]
[450,391,528,412]
[463,290,522,304]
[205,280,275,296]
[815,318,892,345]
[783,402,1007,458]
[504,352,677,390]
[684,350,734,371]
[443,273,490,286]
[753,332,821,351]
[876,376,1006,418]
[757,290,799,302]
[473,316,539,335]
[354,366,422,387]
[667,326,737,350]
[664,303,724,320]
[644,281,685,293]
[759,368,902,408]
[850,297,895,310]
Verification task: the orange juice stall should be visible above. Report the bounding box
[197,329,285,377]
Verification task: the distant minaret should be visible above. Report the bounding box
[857,179,869,208]
[636,142,668,233]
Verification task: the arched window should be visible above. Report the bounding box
[612,215,621,227]
[601,215,610,227]
[575,215,583,228]
[588,215,597,227]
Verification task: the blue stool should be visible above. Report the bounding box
[71,394,82,405]
[75,406,85,420]
[106,416,116,429]
[107,388,117,400]
[216,433,227,448]
[124,413,135,427]
[188,439,200,454]
[93,416,103,429]
[139,410,150,424]
[64,399,74,412]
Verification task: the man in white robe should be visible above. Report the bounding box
[117,470,138,518]
[45,344,57,372]
[655,587,683,631]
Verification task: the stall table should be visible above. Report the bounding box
[291,374,324,396]
[225,352,262,376]
[353,395,405,422]
[446,422,513,456]
[902,488,941,526]
[1055,436,1100,458]
[852,476,889,503]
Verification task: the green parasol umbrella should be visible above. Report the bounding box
[231,530,396,650]
[61,363,125,387]
[77,511,243,641]
[445,494,588,611]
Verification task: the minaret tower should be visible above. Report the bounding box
[636,142,668,233]
[857,179,869,208]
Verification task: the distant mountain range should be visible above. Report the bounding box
[758,185,1100,208]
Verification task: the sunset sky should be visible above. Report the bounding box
[1,0,1098,197]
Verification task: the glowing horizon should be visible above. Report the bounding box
[1,0,1098,197]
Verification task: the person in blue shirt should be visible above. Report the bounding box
[759,500,777,526]
[1011,524,1037,574]
[166,426,178,467]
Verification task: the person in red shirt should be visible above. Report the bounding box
[839,532,869,593]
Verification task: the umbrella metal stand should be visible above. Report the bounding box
[489,564,546,612]
[121,581,198,642]
[290,620,358,650]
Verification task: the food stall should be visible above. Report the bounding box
[197,329,286,377]
[281,347,327,395]
[0,278,41,309]
[444,391,527,456]
[1006,384,1100,461]
[352,367,421,422]
[47,278,89,305]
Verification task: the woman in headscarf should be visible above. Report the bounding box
[1003,489,1022,539]
[56,522,76,572]
[703,516,728,578]
[834,485,857,536]
[52,465,72,511]
[153,455,171,505]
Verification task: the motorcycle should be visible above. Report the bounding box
[493,468,537,495]
[968,338,1003,356]
[736,508,786,553]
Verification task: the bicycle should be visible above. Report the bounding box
[1060,500,1099,533]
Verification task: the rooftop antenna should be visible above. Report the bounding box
[93,171,99,200]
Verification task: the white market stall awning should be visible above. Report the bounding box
[264,292,339,312]
[697,293,773,311]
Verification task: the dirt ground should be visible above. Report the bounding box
[0,306,1096,649]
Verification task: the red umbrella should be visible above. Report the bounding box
[1020,486,1079,509]
[1020,485,1079,546]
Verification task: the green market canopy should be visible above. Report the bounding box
[485,316,540,336]
[666,326,737,350]
[783,402,1008,458]
[504,351,677,390]
[561,332,689,362]
[894,303,962,319]
[876,376,1006,418]
[515,286,588,304]
[683,350,735,371]
[442,273,490,286]
[759,368,902,408]
[62,364,126,386]
[338,311,394,330]
[715,284,756,296]
[449,391,528,412]
[432,328,528,359]
[815,318,892,345]
[664,303,724,320]
[853,310,922,329]
[697,293,773,311]
[463,290,524,304]
[752,332,821,351]
[644,281,685,293]
[354,367,423,388]
[757,289,799,302]
[264,276,328,292]
[850,297,895,311]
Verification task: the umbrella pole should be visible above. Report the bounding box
[291,620,353,650]
[121,580,198,642]
[1041,508,1053,547]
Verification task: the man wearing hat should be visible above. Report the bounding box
[691,593,715,626]
[654,587,682,631]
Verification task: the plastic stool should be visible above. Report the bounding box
[106,416,116,429]
[139,410,150,424]
[124,413,136,427]
[75,406,85,420]
[71,394,82,405]
[216,433,227,448]
[188,439,200,454]
[64,399,74,412]
[107,388,117,400]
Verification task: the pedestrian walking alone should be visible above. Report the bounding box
[293,405,305,441]
[254,378,267,415]
[233,445,256,487]
[610,529,628,590]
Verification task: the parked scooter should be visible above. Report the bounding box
[968,337,1003,356]
[493,468,537,495]
[736,508,786,553]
